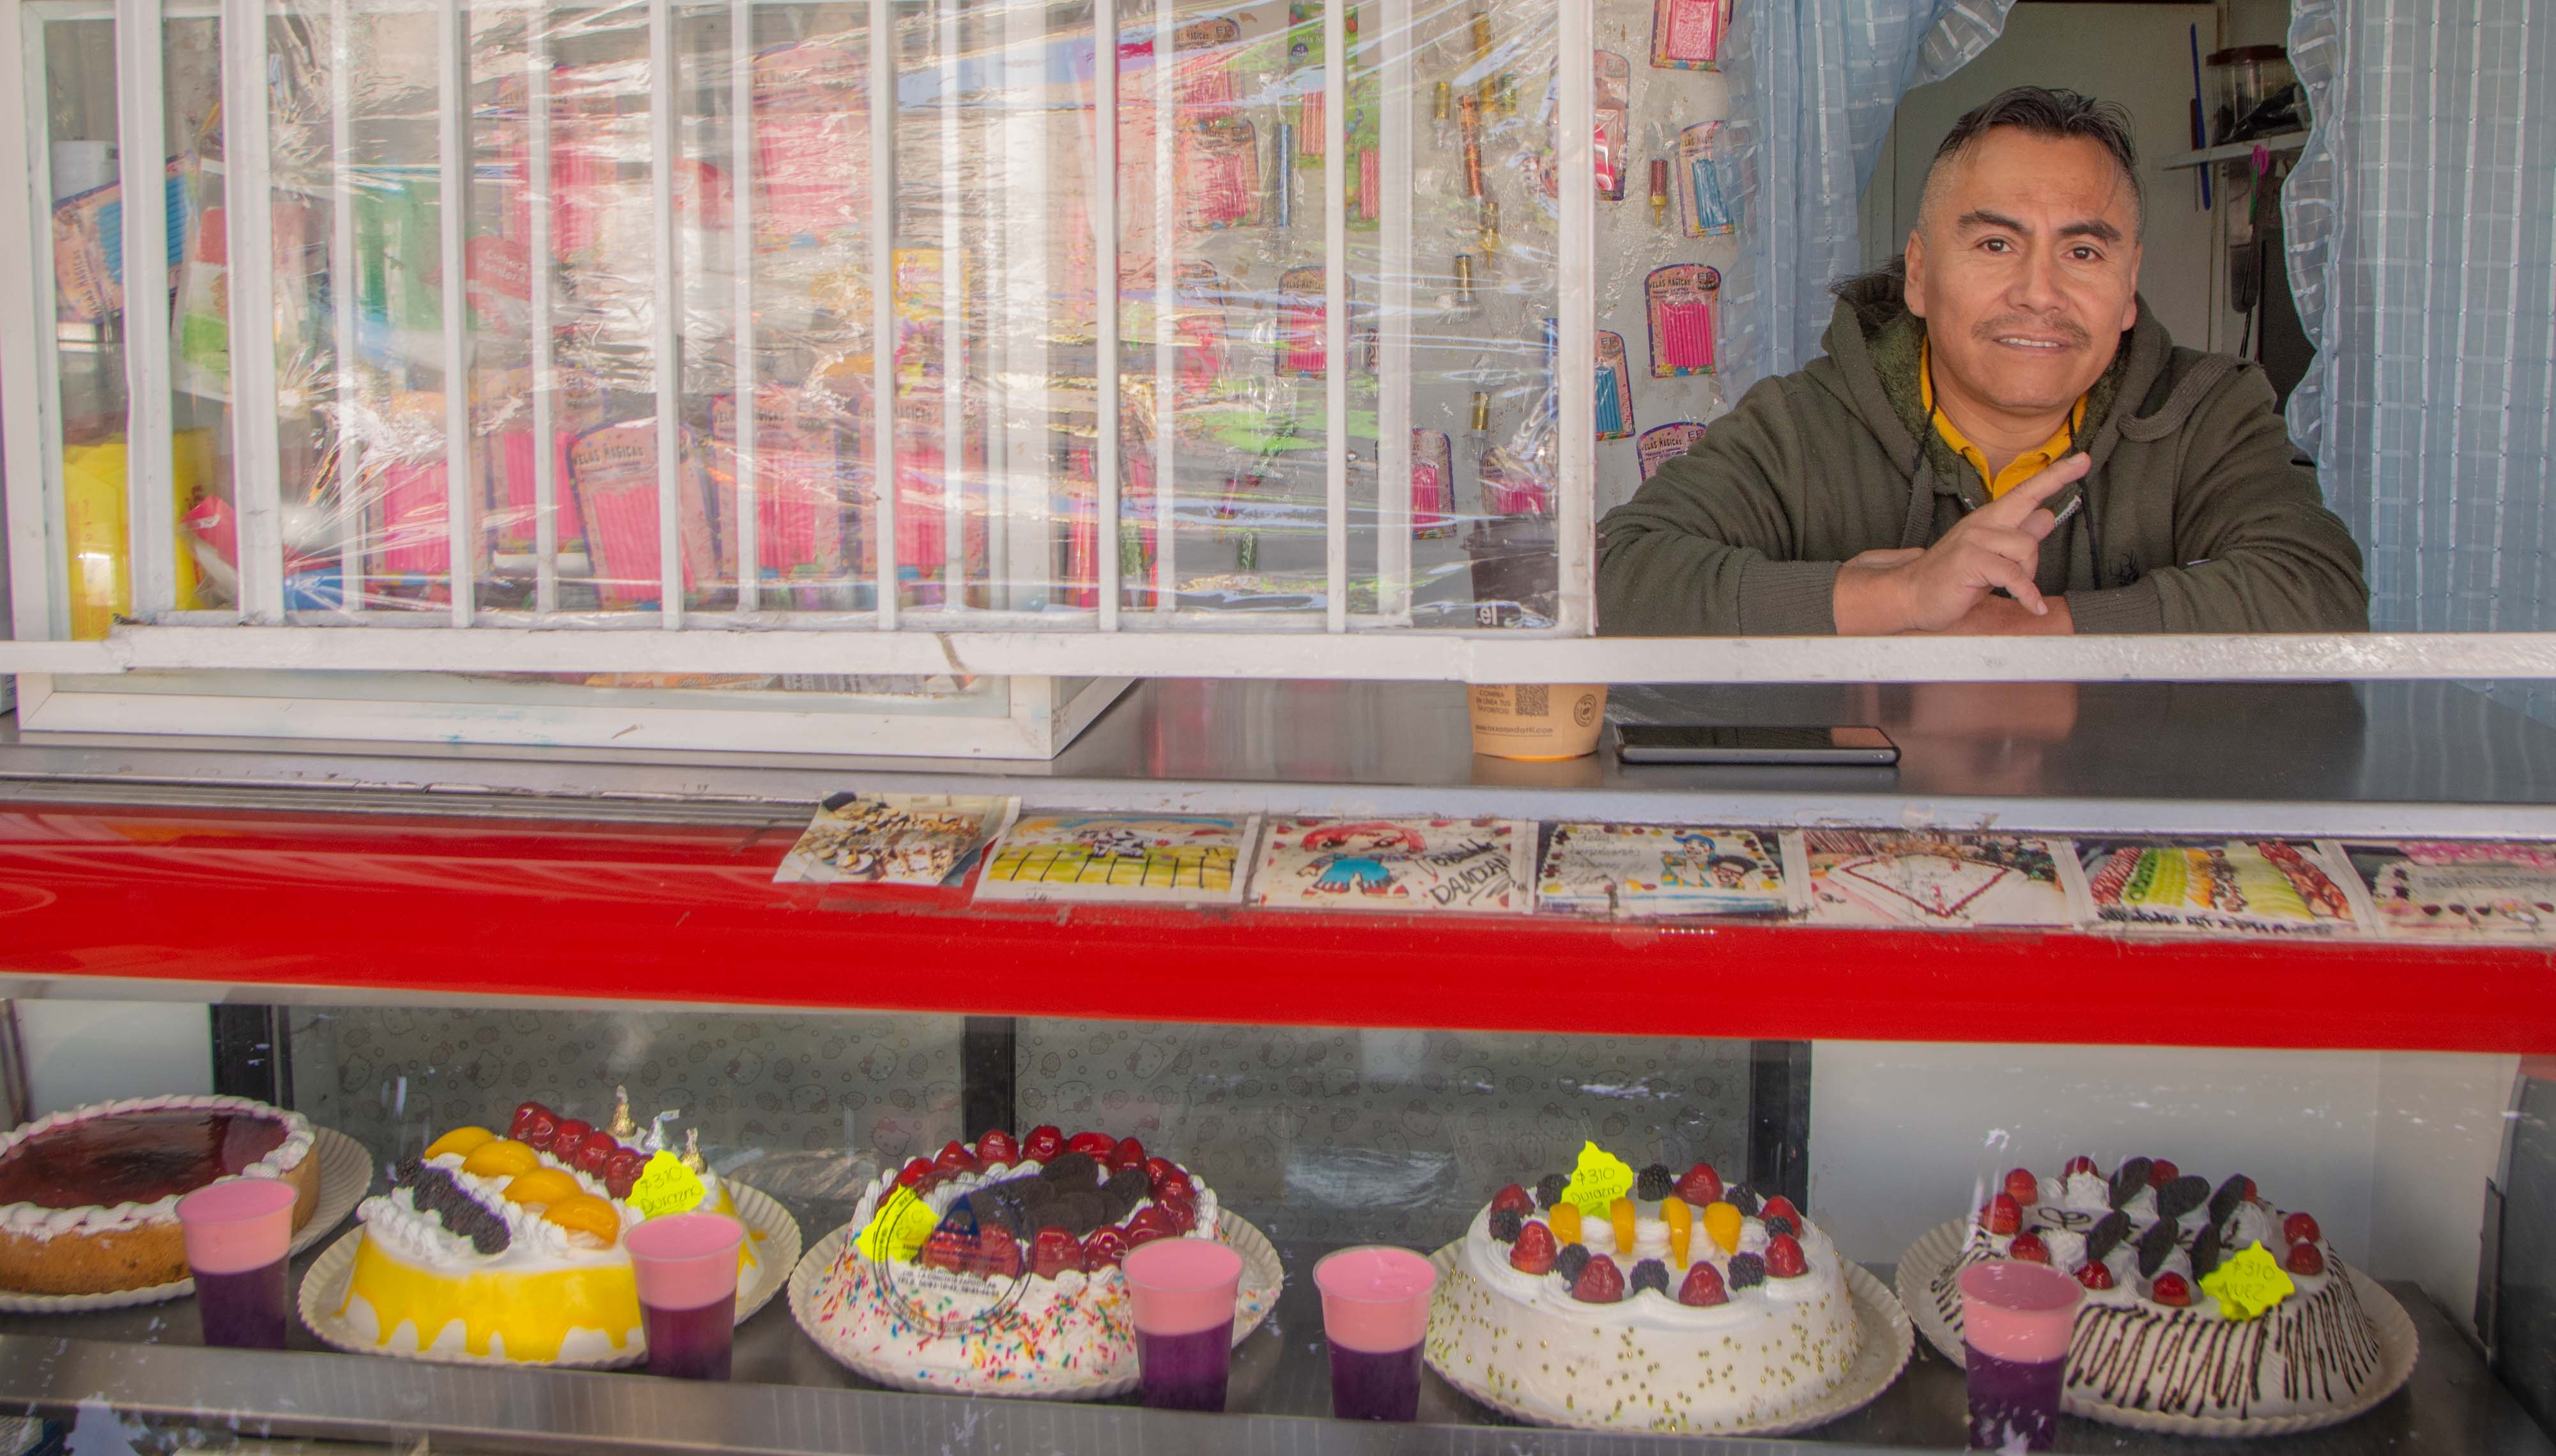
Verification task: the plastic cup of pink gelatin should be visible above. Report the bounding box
[1313,1245,1437,1421]
[624,1211,746,1380]
[177,1177,299,1350]
[1121,1238,1243,1412]
[1959,1258,2084,1451]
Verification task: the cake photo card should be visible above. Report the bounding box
[1801,829,2090,928]
[776,793,1019,887]
[2331,839,2556,940]
[2077,838,2362,937]
[1248,817,1532,914]
[1537,824,1803,918]
[974,813,1260,906]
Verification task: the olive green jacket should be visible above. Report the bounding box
[1595,275,2369,635]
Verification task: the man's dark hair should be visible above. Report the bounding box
[1918,86,2144,237]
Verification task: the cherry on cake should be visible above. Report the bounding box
[1426,1158,1863,1430]
[1929,1156,2387,1420]
[803,1127,1266,1394]
[0,1094,319,1296]
[336,1096,759,1361]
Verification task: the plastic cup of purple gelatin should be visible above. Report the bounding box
[1958,1258,2085,1452]
[1313,1245,1438,1421]
[624,1211,746,1381]
[176,1177,300,1351]
[1121,1238,1243,1412]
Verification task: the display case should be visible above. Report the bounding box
[2,677,2555,1455]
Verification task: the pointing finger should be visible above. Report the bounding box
[1981,453,2090,522]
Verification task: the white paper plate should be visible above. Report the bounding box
[1896,1218,2419,1436]
[0,1126,373,1314]
[789,1210,1283,1399]
[298,1179,800,1369]
[1420,1239,1912,1437]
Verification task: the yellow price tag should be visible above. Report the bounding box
[2198,1241,2297,1321]
[1560,1142,1636,1218]
[856,1185,937,1264]
[627,1151,707,1219]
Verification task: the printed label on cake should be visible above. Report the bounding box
[1803,830,2088,928]
[2079,839,2361,936]
[973,815,1258,907]
[2200,1242,2295,1320]
[1538,823,1799,917]
[1247,817,1531,914]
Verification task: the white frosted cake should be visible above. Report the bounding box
[1927,1156,2387,1420]
[803,1127,1266,1394]
[1427,1159,1861,1430]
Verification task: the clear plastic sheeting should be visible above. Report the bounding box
[22,0,1610,642]
[2283,0,2556,724]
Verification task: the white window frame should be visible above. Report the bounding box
[0,0,2550,693]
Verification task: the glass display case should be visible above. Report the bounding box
[2,676,2554,1455]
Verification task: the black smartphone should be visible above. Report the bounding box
[1614,723,1899,766]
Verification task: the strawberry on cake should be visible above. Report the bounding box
[1426,1158,1863,1430]
[1926,1155,2389,1420]
[801,1127,1273,1395]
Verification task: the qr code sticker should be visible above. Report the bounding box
[1515,684,1550,717]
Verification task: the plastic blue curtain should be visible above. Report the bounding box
[1716,0,2013,397]
[2286,0,2556,719]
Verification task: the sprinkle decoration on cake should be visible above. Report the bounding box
[805,1126,1266,1395]
[1928,1156,2387,1420]
[337,1091,759,1362]
[0,1094,320,1296]
[1424,1146,1863,1431]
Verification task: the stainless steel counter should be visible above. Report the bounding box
[4,680,2555,838]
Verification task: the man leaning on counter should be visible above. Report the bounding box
[1596,86,2369,638]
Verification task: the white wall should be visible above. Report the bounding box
[1810,1039,2514,1339]
[17,1000,213,1115]
[1861,3,2247,355]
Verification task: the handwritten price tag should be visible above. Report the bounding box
[1560,1142,1636,1217]
[2198,1241,2297,1321]
[626,1151,707,1219]
[856,1185,936,1264]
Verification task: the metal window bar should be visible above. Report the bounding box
[0,0,51,637]
[1376,0,1411,624]
[648,0,682,625]
[529,0,560,613]
[1553,3,1592,635]
[1093,0,1118,631]
[1321,0,1346,634]
[330,0,364,613]
[1150,0,1173,614]
[868,0,896,627]
[938,0,964,604]
[729,0,757,613]
[437,0,473,626]
[222,0,283,621]
[116,0,176,620]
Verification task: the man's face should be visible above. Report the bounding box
[1904,130,2143,420]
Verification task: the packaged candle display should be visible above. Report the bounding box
[1647,264,1721,377]
[1677,120,1737,237]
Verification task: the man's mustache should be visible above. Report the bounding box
[1972,316,2093,348]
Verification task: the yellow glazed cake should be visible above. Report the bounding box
[337,1098,755,1361]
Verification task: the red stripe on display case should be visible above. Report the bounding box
[0,804,2548,1054]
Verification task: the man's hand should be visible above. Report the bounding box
[1831,454,2088,634]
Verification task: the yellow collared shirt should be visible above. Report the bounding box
[1919,339,2086,500]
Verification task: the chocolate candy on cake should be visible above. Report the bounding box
[2135,1216,2181,1278]
[2109,1157,2153,1209]
[2085,1210,2132,1265]
[2207,1173,2255,1227]
[2189,1218,2224,1280]
[2155,1174,2210,1223]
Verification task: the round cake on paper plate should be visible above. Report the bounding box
[0,1094,320,1295]
[802,1126,1266,1395]
[336,1096,760,1362]
[1426,1153,1863,1431]
[1924,1155,2389,1420]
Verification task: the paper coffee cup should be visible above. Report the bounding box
[1467,684,1608,760]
